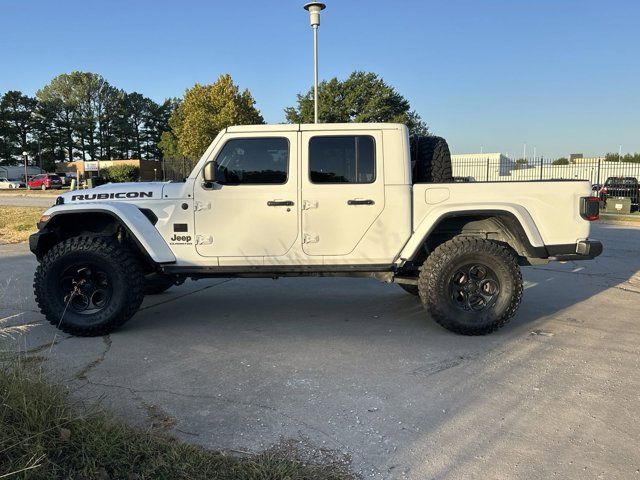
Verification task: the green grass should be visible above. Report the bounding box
[0,361,355,479]
[0,206,44,243]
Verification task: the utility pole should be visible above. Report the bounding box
[304,2,326,124]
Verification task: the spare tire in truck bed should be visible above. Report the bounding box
[410,135,453,183]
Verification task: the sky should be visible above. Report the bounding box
[1,0,639,159]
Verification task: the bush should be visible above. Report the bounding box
[100,164,139,183]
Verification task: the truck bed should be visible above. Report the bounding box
[411,180,593,247]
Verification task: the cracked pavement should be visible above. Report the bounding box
[1,223,639,479]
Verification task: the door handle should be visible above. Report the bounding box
[347,199,375,205]
[267,200,294,207]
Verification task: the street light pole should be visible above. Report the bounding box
[22,151,28,188]
[304,2,326,124]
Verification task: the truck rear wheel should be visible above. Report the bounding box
[418,237,523,335]
[410,135,453,183]
[34,236,145,336]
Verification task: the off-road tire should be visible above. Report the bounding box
[34,236,145,336]
[144,274,175,295]
[418,237,523,335]
[398,283,419,296]
[410,135,453,183]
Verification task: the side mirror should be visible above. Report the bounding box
[203,161,216,183]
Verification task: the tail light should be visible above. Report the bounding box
[580,196,600,221]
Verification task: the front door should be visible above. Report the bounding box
[194,133,298,259]
[300,131,385,256]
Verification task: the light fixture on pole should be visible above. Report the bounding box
[22,151,29,187]
[304,2,326,124]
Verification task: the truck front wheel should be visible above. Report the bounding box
[34,236,145,336]
[418,237,523,335]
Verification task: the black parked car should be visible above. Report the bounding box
[599,177,639,206]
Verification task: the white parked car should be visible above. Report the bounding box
[0,177,22,189]
[30,123,602,337]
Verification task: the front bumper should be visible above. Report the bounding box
[547,240,603,261]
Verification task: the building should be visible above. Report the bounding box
[0,165,43,181]
[570,156,605,164]
[56,159,163,181]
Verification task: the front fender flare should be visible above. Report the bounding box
[38,202,176,264]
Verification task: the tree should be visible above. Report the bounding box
[0,91,37,164]
[163,74,264,159]
[158,131,180,159]
[285,71,428,135]
[552,157,569,165]
[144,98,178,160]
[101,164,140,182]
[35,72,169,162]
[37,73,81,162]
[605,152,640,163]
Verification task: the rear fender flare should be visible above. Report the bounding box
[399,204,545,261]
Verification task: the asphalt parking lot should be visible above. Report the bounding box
[1,223,639,479]
[0,193,58,207]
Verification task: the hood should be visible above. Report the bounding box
[58,182,167,204]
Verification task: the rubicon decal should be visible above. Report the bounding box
[71,192,153,201]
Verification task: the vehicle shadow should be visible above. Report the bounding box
[129,224,639,339]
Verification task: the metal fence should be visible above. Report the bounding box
[160,157,199,181]
[452,157,640,186]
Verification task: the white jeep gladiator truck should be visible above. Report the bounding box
[29,123,602,336]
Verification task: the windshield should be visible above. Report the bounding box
[605,178,637,187]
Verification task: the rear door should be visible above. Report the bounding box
[300,130,384,256]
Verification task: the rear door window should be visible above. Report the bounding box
[309,136,376,184]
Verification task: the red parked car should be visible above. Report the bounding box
[28,173,63,190]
